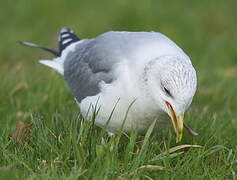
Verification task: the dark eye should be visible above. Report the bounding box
[164,87,172,97]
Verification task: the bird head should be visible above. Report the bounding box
[145,55,197,142]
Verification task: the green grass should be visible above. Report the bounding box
[1,0,237,179]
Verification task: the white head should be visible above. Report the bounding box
[144,55,197,142]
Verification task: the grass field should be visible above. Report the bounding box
[1,0,237,179]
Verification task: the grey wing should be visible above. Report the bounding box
[63,35,123,103]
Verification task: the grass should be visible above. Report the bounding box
[1,0,237,179]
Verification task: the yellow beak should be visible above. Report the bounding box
[165,102,184,143]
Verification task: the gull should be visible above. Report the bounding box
[20,28,198,142]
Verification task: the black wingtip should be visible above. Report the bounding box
[18,41,59,57]
[58,28,80,56]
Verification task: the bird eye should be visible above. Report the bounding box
[164,87,172,97]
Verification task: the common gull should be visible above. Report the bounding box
[20,28,198,142]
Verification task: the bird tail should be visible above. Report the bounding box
[19,28,80,75]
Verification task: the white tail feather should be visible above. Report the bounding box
[39,58,64,75]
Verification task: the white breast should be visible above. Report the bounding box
[79,59,165,133]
